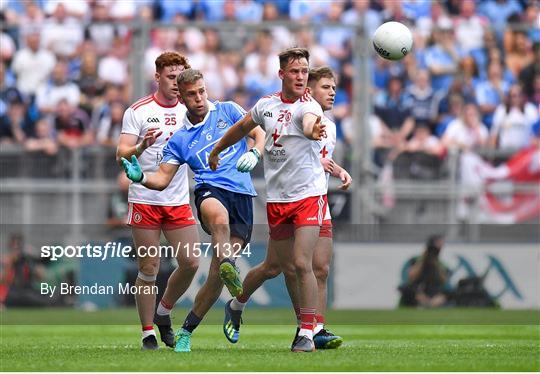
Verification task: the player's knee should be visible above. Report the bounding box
[293,259,312,275]
[138,263,158,279]
[179,257,199,273]
[209,214,229,230]
[313,263,330,282]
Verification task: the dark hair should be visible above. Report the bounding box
[308,66,336,85]
[505,84,526,114]
[278,47,310,69]
[155,52,190,73]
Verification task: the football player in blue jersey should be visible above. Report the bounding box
[121,68,265,352]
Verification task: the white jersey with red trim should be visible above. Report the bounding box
[251,91,326,202]
[121,94,189,206]
[319,115,337,220]
[319,115,337,190]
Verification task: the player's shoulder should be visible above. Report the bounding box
[129,95,154,111]
[299,91,316,103]
[256,92,281,105]
[220,100,246,113]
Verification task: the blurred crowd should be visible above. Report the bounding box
[0,0,538,180]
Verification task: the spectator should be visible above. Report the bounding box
[436,93,464,137]
[44,0,89,20]
[478,0,522,42]
[454,0,488,53]
[24,116,58,155]
[289,0,330,22]
[40,2,84,59]
[442,103,488,151]
[262,3,294,51]
[35,60,81,115]
[157,0,195,21]
[198,0,226,21]
[519,42,540,104]
[0,29,15,64]
[76,51,104,115]
[53,99,93,149]
[374,76,415,145]
[416,0,449,39]
[86,1,117,56]
[424,17,463,92]
[490,84,539,150]
[393,123,444,180]
[234,0,263,23]
[318,2,350,70]
[341,0,382,39]
[244,30,280,101]
[97,36,129,86]
[0,96,30,145]
[470,29,499,76]
[0,63,23,117]
[11,28,56,98]
[475,61,511,128]
[96,100,125,147]
[505,30,534,79]
[295,28,330,68]
[399,234,451,308]
[404,69,438,130]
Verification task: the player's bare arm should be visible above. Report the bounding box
[116,128,163,164]
[247,125,265,157]
[209,112,259,170]
[303,113,326,140]
[120,155,178,191]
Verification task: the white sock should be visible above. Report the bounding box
[314,323,324,335]
[156,301,172,316]
[298,328,313,340]
[230,298,246,311]
[142,329,156,339]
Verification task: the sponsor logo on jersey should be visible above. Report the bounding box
[306,216,317,221]
[196,139,236,169]
[217,119,228,129]
[147,117,160,123]
[203,191,211,197]
[263,111,273,118]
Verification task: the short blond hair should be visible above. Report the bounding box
[176,68,204,87]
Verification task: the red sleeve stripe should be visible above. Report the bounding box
[130,95,153,110]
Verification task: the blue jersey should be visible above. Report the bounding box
[162,101,256,196]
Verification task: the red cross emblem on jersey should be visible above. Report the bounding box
[320,145,328,158]
[272,128,283,147]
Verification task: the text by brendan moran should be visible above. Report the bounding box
[40,283,158,298]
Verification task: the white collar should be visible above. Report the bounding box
[184,101,216,129]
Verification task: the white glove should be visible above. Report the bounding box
[236,148,261,172]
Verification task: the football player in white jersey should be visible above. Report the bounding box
[217,66,352,350]
[209,48,328,352]
[116,52,200,350]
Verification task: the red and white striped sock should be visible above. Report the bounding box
[156,299,173,316]
[141,325,155,339]
[314,314,325,335]
[299,307,316,340]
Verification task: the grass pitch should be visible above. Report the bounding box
[1,308,539,371]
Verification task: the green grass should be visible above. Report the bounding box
[1,309,539,371]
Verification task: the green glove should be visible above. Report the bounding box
[121,155,145,183]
